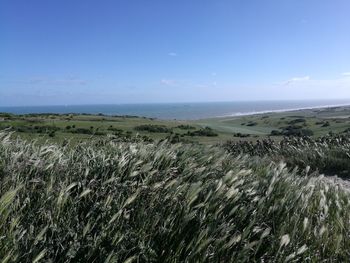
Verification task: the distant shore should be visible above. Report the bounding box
[216,103,350,119]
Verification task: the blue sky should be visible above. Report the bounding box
[1,0,350,106]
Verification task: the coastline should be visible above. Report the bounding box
[215,103,350,119]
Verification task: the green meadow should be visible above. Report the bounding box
[1,106,350,145]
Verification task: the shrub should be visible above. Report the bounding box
[270,130,282,136]
[134,124,172,133]
[233,132,250,138]
[14,125,60,134]
[246,121,257,126]
[70,128,105,136]
[0,112,13,118]
[279,125,314,137]
[288,118,306,125]
[107,127,124,134]
[187,127,218,137]
[176,124,196,130]
[71,128,93,134]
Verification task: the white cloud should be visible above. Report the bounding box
[283,76,310,85]
[160,79,177,86]
[168,52,177,57]
[289,76,310,82]
[342,72,350,76]
[29,76,87,85]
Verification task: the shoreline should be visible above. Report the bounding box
[215,103,350,119]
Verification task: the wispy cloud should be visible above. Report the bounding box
[160,79,177,86]
[168,52,177,57]
[342,72,350,77]
[283,76,310,85]
[28,76,87,85]
[0,75,88,86]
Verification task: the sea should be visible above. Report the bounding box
[1,100,350,120]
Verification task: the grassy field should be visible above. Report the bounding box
[196,105,350,138]
[1,105,350,145]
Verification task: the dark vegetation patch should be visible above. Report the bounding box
[107,126,124,133]
[288,118,306,125]
[343,128,350,133]
[13,125,61,134]
[335,120,345,123]
[69,127,105,136]
[233,132,250,138]
[287,115,305,118]
[0,112,14,118]
[21,113,62,117]
[134,124,172,133]
[270,125,314,137]
[315,120,331,127]
[176,124,196,130]
[186,127,218,137]
[245,121,258,126]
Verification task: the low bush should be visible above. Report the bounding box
[233,132,250,138]
[176,124,196,130]
[277,125,314,137]
[187,127,218,137]
[246,121,257,126]
[288,118,306,125]
[69,128,105,136]
[134,124,172,133]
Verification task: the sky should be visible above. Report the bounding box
[1,0,350,106]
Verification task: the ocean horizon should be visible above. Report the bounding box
[1,99,350,120]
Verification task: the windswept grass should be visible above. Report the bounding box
[224,135,350,178]
[1,132,350,262]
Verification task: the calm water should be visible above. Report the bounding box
[1,100,350,120]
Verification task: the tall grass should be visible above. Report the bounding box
[1,132,350,262]
[224,135,350,178]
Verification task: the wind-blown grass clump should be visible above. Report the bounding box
[224,135,350,178]
[1,132,350,262]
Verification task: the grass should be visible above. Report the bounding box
[224,135,350,178]
[1,131,350,262]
